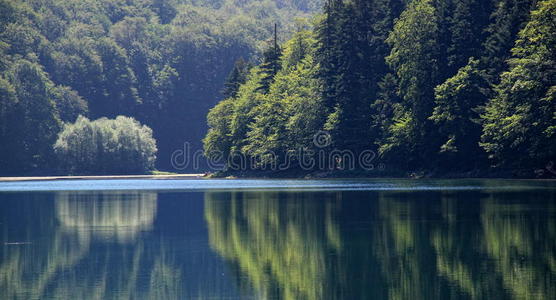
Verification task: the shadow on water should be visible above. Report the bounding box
[0,180,555,299]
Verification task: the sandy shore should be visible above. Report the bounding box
[0,174,206,182]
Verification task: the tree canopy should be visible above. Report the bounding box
[0,0,320,174]
[54,115,157,174]
[0,0,553,177]
[205,0,555,177]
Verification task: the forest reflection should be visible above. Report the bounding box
[205,191,343,300]
[205,190,556,300]
[0,187,554,300]
[56,191,157,243]
[0,191,182,300]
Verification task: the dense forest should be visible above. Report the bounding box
[0,0,554,177]
[205,0,556,177]
[0,0,319,175]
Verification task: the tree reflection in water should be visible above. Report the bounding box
[0,185,554,300]
[205,189,556,300]
[205,191,343,300]
[56,191,157,243]
[0,191,182,300]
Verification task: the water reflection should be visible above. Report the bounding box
[205,189,556,300]
[481,197,556,299]
[56,191,157,243]
[205,191,343,300]
[0,191,184,300]
[0,182,555,300]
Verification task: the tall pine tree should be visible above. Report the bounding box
[258,24,282,94]
[481,0,555,174]
[481,0,537,80]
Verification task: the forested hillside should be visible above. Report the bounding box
[0,0,319,175]
[1,0,553,177]
[205,0,556,177]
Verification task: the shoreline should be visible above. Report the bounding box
[1,173,554,182]
[0,174,206,182]
[209,168,556,180]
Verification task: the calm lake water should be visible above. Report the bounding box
[0,179,555,300]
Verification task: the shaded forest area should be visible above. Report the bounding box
[0,0,554,177]
[0,0,320,175]
[205,0,556,178]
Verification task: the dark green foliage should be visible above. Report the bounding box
[223,57,251,99]
[0,0,320,174]
[315,0,405,153]
[204,98,235,160]
[446,0,492,72]
[0,76,18,172]
[431,58,490,170]
[54,115,157,174]
[51,85,88,123]
[481,0,537,79]
[2,59,61,173]
[151,0,177,24]
[314,0,341,115]
[481,0,555,172]
[258,35,283,94]
[0,0,551,177]
[372,73,401,144]
[322,0,372,152]
[205,0,553,177]
[204,30,321,170]
[382,0,442,168]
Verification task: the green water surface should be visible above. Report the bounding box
[0,179,554,299]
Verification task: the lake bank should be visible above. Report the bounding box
[210,167,556,180]
[2,172,554,182]
[2,167,554,182]
[0,173,206,182]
